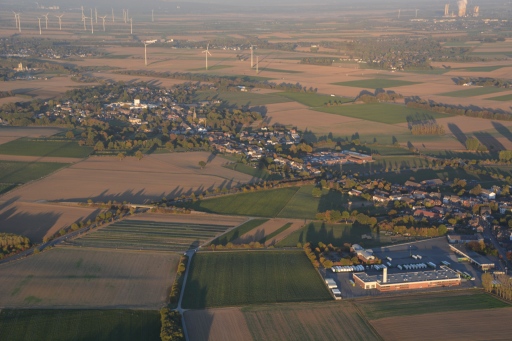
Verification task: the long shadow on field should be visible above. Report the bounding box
[448,123,467,146]
[182,277,209,310]
[236,229,265,244]
[474,131,506,151]
[184,308,214,341]
[0,208,62,243]
[492,121,512,144]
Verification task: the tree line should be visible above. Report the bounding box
[0,233,31,259]
[160,308,184,341]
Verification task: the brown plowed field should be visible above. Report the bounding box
[0,247,180,309]
[263,219,307,246]
[233,218,294,244]
[242,302,381,341]
[0,152,258,204]
[185,308,252,341]
[372,307,512,341]
[0,201,101,242]
[0,127,63,140]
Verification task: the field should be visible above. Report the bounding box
[186,187,299,217]
[0,161,68,184]
[0,152,257,204]
[211,218,268,245]
[333,79,419,89]
[372,307,512,341]
[0,309,160,341]
[316,103,452,124]
[277,221,371,247]
[0,127,64,146]
[182,251,331,309]
[486,93,512,101]
[222,161,282,181]
[230,218,305,245]
[72,218,234,252]
[356,291,509,320]
[438,87,507,98]
[0,138,93,158]
[185,308,253,341]
[275,92,352,107]
[193,90,290,107]
[0,247,180,308]
[242,302,381,341]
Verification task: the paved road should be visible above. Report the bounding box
[483,219,509,272]
[177,249,196,341]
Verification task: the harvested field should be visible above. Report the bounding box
[333,79,419,88]
[0,247,180,309]
[185,308,253,341]
[372,307,512,341]
[0,309,160,341]
[356,290,509,320]
[0,77,93,99]
[72,218,234,252]
[0,201,101,242]
[242,302,381,341]
[0,127,63,142]
[0,138,93,158]
[0,152,257,204]
[182,251,331,309]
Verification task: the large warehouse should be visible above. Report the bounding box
[353,267,461,291]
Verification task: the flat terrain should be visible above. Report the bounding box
[372,308,512,341]
[0,161,68,184]
[72,217,234,251]
[0,309,160,341]
[333,79,419,89]
[242,302,381,341]
[0,247,180,309]
[185,308,253,341]
[0,138,93,158]
[0,127,64,145]
[0,152,258,204]
[232,218,301,245]
[211,218,268,245]
[0,201,101,242]
[182,251,331,309]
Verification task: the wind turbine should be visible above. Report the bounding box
[81,6,84,20]
[415,9,418,18]
[143,40,154,66]
[100,16,107,31]
[90,9,94,34]
[95,8,98,23]
[112,8,115,22]
[123,9,127,23]
[43,13,49,29]
[398,9,401,19]
[55,14,64,30]
[256,56,259,74]
[12,11,19,30]
[250,45,257,68]
[17,14,21,32]
[37,17,42,35]
[130,18,133,34]
[202,44,212,70]
[82,15,88,31]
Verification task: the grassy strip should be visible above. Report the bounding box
[258,222,292,244]
[211,219,268,245]
[333,79,419,88]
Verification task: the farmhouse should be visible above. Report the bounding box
[449,244,496,271]
[353,267,461,291]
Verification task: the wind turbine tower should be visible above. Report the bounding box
[112,8,115,22]
[256,56,259,74]
[143,40,154,66]
[55,14,64,30]
[152,9,154,22]
[398,9,401,19]
[81,6,84,20]
[250,45,257,68]
[130,18,133,34]
[37,17,42,35]
[43,13,49,29]
[95,8,98,23]
[202,44,212,70]
[12,11,19,30]
[100,16,107,31]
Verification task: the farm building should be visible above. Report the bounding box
[449,244,495,271]
[353,267,461,291]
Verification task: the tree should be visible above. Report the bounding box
[135,150,143,160]
[65,131,74,139]
[312,187,322,198]
[465,137,481,151]
[117,152,125,160]
[198,161,206,169]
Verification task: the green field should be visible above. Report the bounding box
[211,219,268,245]
[277,185,348,219]
[275,92,353,107]
[356,292,510,320]
[316,103,451,124]
[0,138,93,158]
[182,251,331,309]
[0,161,68,184]
[486,93,512,101]
[277,221,371,247]
[73,219,231,251]
[333,79,419,89]
[0,309,160,341]
[185,187,299,217]
[405,68,450,75]
[223,162,282,180]
[193,90,290,107]
[439,87,506,98]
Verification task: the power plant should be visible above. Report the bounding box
[457,0,467,17]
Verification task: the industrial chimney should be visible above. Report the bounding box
[383,267,388,283]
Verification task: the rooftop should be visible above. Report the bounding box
[354,269,460,286]
[449,244,495,267]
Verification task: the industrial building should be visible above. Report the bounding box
[449,244,495,271]
[353,267,461,291]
